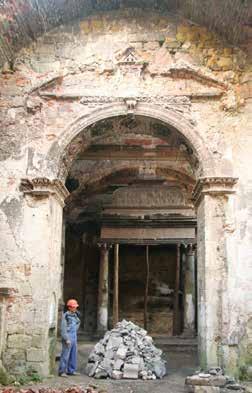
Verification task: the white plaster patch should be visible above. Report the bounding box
[186,294,195,326]
[99,306,108,328]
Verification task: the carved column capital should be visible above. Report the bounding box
[193,177,238,207]
[20,177,69,207]
[97,242,113,251]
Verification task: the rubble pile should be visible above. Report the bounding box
[86,320,167,380]
[185,367,246,393]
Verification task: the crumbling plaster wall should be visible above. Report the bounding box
[0,9,251,376]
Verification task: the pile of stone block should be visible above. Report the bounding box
[185,367,246,393]
[86,320,167,380]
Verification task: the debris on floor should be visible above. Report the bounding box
[0,385,108,393]
[86,320,167,380]
[185,367,246,393]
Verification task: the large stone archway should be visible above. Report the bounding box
[16,102,239,375]
[45,101,217,181]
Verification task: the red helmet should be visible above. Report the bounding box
[67,299,79,308]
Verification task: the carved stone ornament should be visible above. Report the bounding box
[117,48,140,65]
[20,177,69,207]
[193,177,238,206]
[80,95,190,106]
[124,98,137,114]
[117,47,148,78]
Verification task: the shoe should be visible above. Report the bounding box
[59,372,68,377]
[67,372,80,376]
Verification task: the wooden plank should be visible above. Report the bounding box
[173,244,181,335]
[101,227,195,240]
[113,243,119,327]
[144,245,150,330]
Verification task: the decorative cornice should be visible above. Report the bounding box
[193,177,238,206]
[20,177,69,207]
[78,95,191,106]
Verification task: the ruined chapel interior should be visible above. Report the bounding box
[0,0,251,385]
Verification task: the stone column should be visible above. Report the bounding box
[113,243,119,327]
[9,177,69,376]
[193,177,237,370]
[173,243,181,335]
[97,243,110,334]
[183,244,196,337]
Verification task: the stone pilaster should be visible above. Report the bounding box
[193,177,238,370]
[2,178,70,376]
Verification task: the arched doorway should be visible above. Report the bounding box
[60,113,198,370]
[46,102,236,371]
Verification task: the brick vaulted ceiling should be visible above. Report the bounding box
[0,0,251,68]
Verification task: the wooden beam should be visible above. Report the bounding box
[113,243,119,327]
[173,243,181,335]
[144,245,150,330]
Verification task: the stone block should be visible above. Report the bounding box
[111,370,123,379]
[115,345,127,360]
[114,359,124,370]
[2,349,26,369]
[94,342,105,355]
[152,359,167,378]
[186,375,211,386]
[107,335,123,350]
[31,335,45,348]
[86,361,99,377]
[26,348,46,362]
[131,356,141,365]
[94,367,108,379]
[123,363,139,379]
[7,334,31,349]
[211,376,227,387]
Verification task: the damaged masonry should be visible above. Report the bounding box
[0,0,251,387]
[86,320,166,380]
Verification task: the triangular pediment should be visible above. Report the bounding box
[28,55,228,101]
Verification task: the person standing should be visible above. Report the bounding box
[58,298,81,377]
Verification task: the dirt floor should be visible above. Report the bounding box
[30,338,199,393]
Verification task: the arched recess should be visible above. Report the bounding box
[45,101,216,181]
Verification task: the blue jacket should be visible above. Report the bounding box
[61,311,80,341]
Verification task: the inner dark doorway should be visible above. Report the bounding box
[118,244,179,336]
